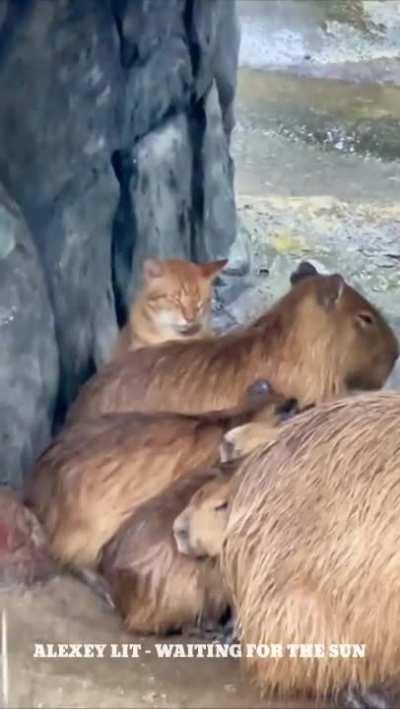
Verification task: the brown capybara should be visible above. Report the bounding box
[222,390,400,709]
[25,380,295,571]
[100,463,236,636]
[172,463,239,645]
[67,269,398,423]
[173,467,234,561]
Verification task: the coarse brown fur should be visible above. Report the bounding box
[100,464,236,636]
[67,272,398,423]
[222,390,400,705]
[220,422,280,462]
[25,381,292,571]
[173,466,235,560]
[112,258,227,357]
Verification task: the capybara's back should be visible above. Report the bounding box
[223,390,400,707]
[67,271,398,423]
[101,466,231,635]
[26,380,290,570]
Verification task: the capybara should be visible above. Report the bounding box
[222,390,400,708]
[100,463,236,636]
[112,257,227,358]
[173,466,234,561]
[172,463,239,645]
[67,270,398,423]
[0,488,56,586]
[25,380,294,571]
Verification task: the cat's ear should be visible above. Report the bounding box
[199,259,228,280]
[143,258,164,280]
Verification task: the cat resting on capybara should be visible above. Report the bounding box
[222,390,400,709]
[100,462,236,636]
[25,380,295,571]
[67,267,398,423]
[112,257,227,358]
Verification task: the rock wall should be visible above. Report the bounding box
[0,0,240,486]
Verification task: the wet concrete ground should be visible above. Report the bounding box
[228,64,400,388]
[2,576,321,709]
[233,68,400,199]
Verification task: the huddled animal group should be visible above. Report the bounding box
[19,255,400,708]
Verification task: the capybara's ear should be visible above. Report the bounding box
[290,261,318,286]
[354,310,376,330]
[245,378,271,404]
[199,259,228,280]
[316,273,345,310]
[143,258,164,280]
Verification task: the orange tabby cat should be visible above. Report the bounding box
[112,258,227,357]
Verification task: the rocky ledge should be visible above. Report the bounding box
[0,0,240,486]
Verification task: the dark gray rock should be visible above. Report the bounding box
[213,0,241,138]
[112,0,186,69]
[130,113,193,290]
[190,0,240,136]
[0,0,239,485]
[0,184,58,488]
[197,82,237,262]
[0,0,123,416]
[113,0,192,143]
[112,0,240,308]
[124,34,192,143]
[190,1,239,101]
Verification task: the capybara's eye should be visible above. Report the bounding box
[214,502,228,512]
[249,379,271,396]
[357,312,375,328]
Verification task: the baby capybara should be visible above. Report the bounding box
[67,267,398,422]
[173,468,234,561]
[223,390,400,709]
[172,464,239,645]
[25,380,294,571]
[100,463,236,636]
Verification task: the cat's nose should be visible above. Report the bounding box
[183,312,196,324]
[178,321,201,335]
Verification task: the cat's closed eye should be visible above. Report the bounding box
[112,258,218,358]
